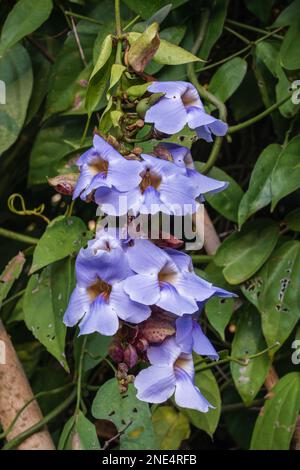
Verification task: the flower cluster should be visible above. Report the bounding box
[64,80,232,413]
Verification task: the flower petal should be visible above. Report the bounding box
[107,158,142,192]
[175,316,194,354]
[147,336,182,366]
[187,168,228,196]
[135,365,176,403]
[192,322,219,360]
[148,81,188,98]
[109,281,151,323]
[126,239,169,275]
[156,283,198,315]
[145,97,187,135]
[174,368,214,413]
[79,296,119,336]
[124,273,160,305]
[63,286,90,327]
[159,175,197,215]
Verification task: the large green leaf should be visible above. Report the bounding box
[272,0,300,27]
[193,164,243,223]
[214,219,280,285]
[0,0,53,57]
[24,258,75,370]
[0,44,33,156]
[259,241,300,350]
[231,305,270,405]
[251,373,300,450]
[72,412,100,450]
[92,379,157,450]
[238,143,282,227]
[30,216,90,273]
[152,406,190,450]
[280,20,300,70]
[0,252,25,308]
[271,136,300,210]
[180,368,221,437]
[244,0,275,22]
[208,58,247,106]
[74,333,111,372]
[28,118,89,186]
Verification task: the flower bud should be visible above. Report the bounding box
[48,173,79,196]
[123,344,138,368]
[135,337,149,352]
[140,315,175,343]
[109,341,124,363]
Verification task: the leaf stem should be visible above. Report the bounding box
[75,336,87,415]
[64,11,103,25]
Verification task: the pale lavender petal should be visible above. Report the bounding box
[195,125,213,142]
[141,153,185,178]
[209,119,228,136]
[145,98,187,134]
[159,175,197,215]
[147,81,188,98]
[147,337,181,366]
[109,281,151,323]
[187,107,217,129]
[63,286,90,326]
[124,273,160,305]
[79,296,119,336]
[92,134,121,163]
[192,322,219,359]
[126,239,169,274]
[175,316,193,354]
[165,248,193,272]
[174,368,213,412]
[187,169,228,196]
[156,283,198,315]
[95,186,142,216]
[135,365,176,403]
[139,187,167,215]
[106,157,142,191]
[73,164,94,200]
[175,272,218,302]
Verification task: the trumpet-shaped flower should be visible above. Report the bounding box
[63,233,150,336]
[176,314,219,360]
[95,153,198,216]
[144,81,228,142]
[135,337,214,412]
[124,239,232,316]
[73,134,142,201]
[156,142,228,198]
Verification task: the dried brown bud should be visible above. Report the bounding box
[47,173,79,196]
[140,313,175,343]
[109,341,124,363]
[123,344,138,368]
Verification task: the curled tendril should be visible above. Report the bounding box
[8,193,50,225]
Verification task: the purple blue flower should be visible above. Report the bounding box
[73,134,142,201]
[144,81,228,142]
[176,314,219,359]
[95,153,198,216]
[134,336,214,412]
[124,239,232,316]
[63,232,150,336]
[156,142,228,199]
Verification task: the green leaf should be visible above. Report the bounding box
[0,0,53,57]
[280,20,300,70]
[214,219,280,285]
[271,136,300,210]
[74,333,111,372]
[127,22,160,73]
[197,0,229,67]
[72,412,100,450]
[255,41,279,78]
[205,297,234,341]
[30,216,90,273]
[141,125,196,153]
[230,305,270,405]
[0,44,33,156]
[195,165,243,223]
[58,416,76,450]
[285,208,300,232]
[28,118,89,186]
[152,406,190,450]
[180,368,221,437]
[123,0,188,20]
[0,252,25,308]
[208,58,247,106]
[238,143,282,227]
[85,34,113,114]
[244,0,275,23]
[24,258,75,370]
[250,372,300,450]
[272,0,300,27]
[92,379,157,450]
[258,241,300,349]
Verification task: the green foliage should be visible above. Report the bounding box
[152,406,190,450]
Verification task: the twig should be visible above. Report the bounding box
[26,36,55,63]
[70,16,87,67]
[0,228,39,245]
[102,420,133,450]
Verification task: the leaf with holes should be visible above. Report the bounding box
[179,368,221,437]
[231,305,270,405]
[24,258,75,370]
[92,379,157,450]
[152,406,190,450]
[30,216,91,273]
[215,219,279,285]
[259,241,300,351]
[251,372,300,450]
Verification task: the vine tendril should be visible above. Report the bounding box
[8,193,50,224]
